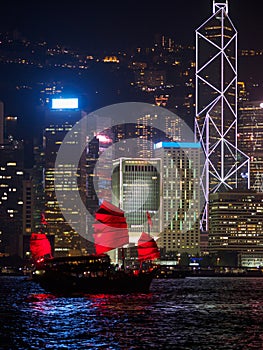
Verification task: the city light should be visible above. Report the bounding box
[51,98,79,110]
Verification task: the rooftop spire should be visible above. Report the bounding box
[213,0,228,14]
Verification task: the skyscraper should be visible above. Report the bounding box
[238,100,263,192]
[195,0,250,232]
[154,142,201,255]
[0,141,24,256]
[112,158,161,244]
[43,98,86,257]
[22,175,34,259]
[209,190,263,260]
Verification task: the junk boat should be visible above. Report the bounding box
[30,201,160,295]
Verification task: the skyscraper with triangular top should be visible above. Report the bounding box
[195,0,250,233]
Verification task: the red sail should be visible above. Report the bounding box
[95,213,127,225]
[98,201,126,217]
[93,201,129,254]
[137,232,160,262]
[30,233,52,261]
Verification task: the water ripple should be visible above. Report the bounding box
[0,276,262,349]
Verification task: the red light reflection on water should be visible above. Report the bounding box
[25,293,58,313]
[25,293,56,303]
[87,293,154,314]
[87,293,114,308]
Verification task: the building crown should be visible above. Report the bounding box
[213,0,228,14]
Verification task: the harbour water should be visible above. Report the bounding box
[0,276,262,349]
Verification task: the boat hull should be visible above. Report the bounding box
[33,270,155,295]
[31,254,157,295]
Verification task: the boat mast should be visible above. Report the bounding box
[146,210,152,235]
[121,247,125,268]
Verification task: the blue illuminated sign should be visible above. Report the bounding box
[154,142,201,149]
[51,98,79,110]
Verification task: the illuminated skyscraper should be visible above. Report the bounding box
[154,142,201,255]
[239,101,263,192]
[112,158,161,244]
[22,176,34,259]
[195,0,250,232]
[209,190,263,259]
[133,111,189,159]
[0,141,24,256]
[43,98,86,257]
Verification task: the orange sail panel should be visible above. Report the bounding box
[30,233,52,261]
[93,201,129,254]
[137,232,160,261]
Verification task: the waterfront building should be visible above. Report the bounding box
[43,97,86,257]
[22,176,33,257]
[112,157,161,245]
[31,143,45,230]
[154,142,201,255]
[0,141,24,257]
[195,1,250,233]
[238,100,263,192]
[239,253,263,268]
[0,102,36,259]
[209,190,263,261]
[84,113,114,252]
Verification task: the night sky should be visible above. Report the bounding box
[0,0,262,50]
[0,0,262,153]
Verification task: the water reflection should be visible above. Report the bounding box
[0,276,263,349]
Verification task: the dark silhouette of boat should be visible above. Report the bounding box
[32,254,156,294]
[30,201,160,295]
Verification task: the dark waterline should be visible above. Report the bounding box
[0,276,262,349]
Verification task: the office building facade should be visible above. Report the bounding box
[154,142,201,255]
[43,99,86,257]
[238,100,263,192]
[0,141,24,257]
[209,190,263,256]
[112,158,161,244]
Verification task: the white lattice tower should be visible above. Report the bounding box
[195,0,250,232]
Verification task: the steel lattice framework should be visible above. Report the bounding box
[195,0,250,232]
